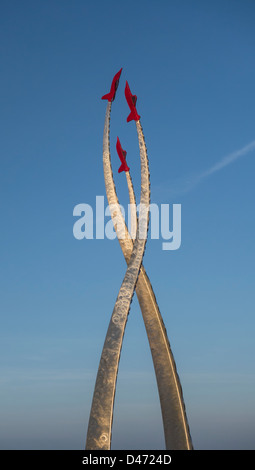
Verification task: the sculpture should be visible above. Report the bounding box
[85,69,192,450]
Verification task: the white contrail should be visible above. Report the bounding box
[165,139,255,196]
[201,139,255,178]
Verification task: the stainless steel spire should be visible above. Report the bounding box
[86,77,193,450]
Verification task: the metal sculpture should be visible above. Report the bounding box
[85,69,193,450]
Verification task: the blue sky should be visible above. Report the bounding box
[1,0,255,449]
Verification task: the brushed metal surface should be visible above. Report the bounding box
[86,101,193,450]
[104,102,192,450]
[85,102,150,450]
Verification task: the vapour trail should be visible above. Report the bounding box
[202,139,255,178]
[169,139,255,196]
[85,102,150,450]
[88,101,192,450]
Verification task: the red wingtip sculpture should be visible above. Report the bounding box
[125,81,141,122]
[101,68,123,102]
[116,137,130,173]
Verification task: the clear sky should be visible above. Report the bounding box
[1,0,255,450]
